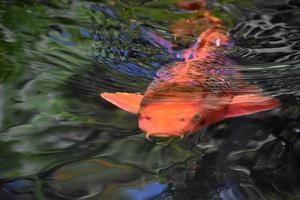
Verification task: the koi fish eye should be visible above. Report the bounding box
[193,114,206,125]
[192,114,201,122]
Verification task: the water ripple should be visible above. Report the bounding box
[0,0,300,199]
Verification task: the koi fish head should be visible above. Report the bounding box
[138,100,207,137]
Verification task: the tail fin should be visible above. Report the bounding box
[183,28,232,60]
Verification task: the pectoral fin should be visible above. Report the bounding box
[100,92,143,114]
[225,95,281,118]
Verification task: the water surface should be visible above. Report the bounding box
[1,0,300,199]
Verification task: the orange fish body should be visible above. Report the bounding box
[100,2,281,138]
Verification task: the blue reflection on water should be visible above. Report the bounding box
[90,4,117,19]
[79,18,179,77]
[125,183,168,200]
[48,35,74,46]
[80,29,91,38]
[219,184,242,200]
[115,62,156,77]
[4,179,33,194]
[80,29,158,78]
[140,27,174,54]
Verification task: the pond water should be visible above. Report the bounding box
[1,0,300,199]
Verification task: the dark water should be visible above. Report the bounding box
[1,0,300,199]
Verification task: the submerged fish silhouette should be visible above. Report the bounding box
[100,2,280,138]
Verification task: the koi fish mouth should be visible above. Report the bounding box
[145,131,184,138]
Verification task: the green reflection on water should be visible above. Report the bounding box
[1,0,298,199]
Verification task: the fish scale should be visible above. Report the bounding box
[148,51,238,98]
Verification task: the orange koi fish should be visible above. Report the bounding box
[100,1,280,138]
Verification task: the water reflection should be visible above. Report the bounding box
[0,0,300,199]
[0,86,3,127]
